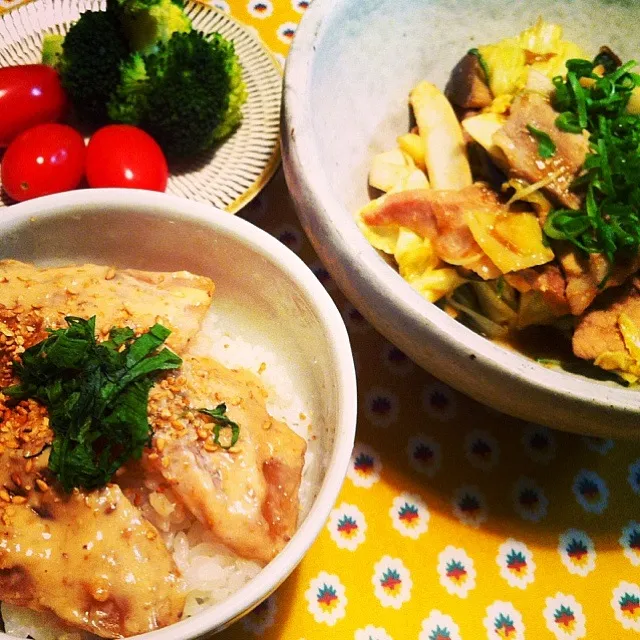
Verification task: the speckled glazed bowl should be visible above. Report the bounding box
[0,189,357,638]
[282,0,640,438]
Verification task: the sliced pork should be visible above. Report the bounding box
[0,260,215,354]
[505,263,570,319]
[557,246,640,316]
[361,184,502,279]
[573,278,640,361]
[493,93,589,210]
[144,355,306,565]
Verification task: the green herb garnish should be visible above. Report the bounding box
[544,56,640,277]
[2,317,182,492]
[526,124,557,158]
[468,47,491,82]
[197,404,240,449]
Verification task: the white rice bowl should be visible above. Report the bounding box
[1,309,317,640]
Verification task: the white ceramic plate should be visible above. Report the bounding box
[0,0,282,213]
[283,0,640,439]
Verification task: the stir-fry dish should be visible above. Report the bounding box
[357,20,640,384]
[0,261,307,638]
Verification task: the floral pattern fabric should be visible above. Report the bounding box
[2,0,640,637]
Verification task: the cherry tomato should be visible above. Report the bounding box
[1,124,86,202]
[86,125,168,192]
[0,65,68,147]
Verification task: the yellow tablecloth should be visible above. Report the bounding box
[2,1,640,638]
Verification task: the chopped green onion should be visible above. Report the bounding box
[467,47,490,82]
[526,124,556,158]
[555,111,583,133]
[544,55,640,275]
[568,71,588,129]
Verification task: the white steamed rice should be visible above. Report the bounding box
[1,310,315,639]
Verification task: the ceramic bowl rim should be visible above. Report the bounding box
[282,0,639,436]
[0,187,358,639]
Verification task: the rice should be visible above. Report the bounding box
[2,310,315,639]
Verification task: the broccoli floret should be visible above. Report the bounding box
[57,9,130,123]
[114,0,191,55]
[41,34,64,68]
[108,53,150,124]
[211,36,247,142]
[108,30,246,158]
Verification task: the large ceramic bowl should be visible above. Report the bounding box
[282,0,640,439]
[0,189,357,638]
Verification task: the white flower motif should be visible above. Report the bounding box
[452,485,487,528]
[304,571,347,626]
[327,503,367,551]
[277,21,298,45]
[309,259,334,292]
[347,442,381,488]
[582,436,614,455]
[464,429,500,471]
[483,601,525,640]
[273,223,303,254]
[521,423,557,464]
[363,386,399,428]
[372,556,412,609]
[354,625,393,640]
[407,434,442,477]
[543,593,587,639]
[497,539,536,589]
[381,341,415,376]
[558,529,596,577]
[512,476,548,522]
[242,594,277,634]
[341,302,371,334]
[437,546,476,598]
[629,458,640,495]
[572,470,609,514]
[247,0,273,19]
[291,0,311,14]
[421,381,457,421]
[419,610,461,640]
[390,493,429,539]
[611,581,640,631]
[620,521,640,567]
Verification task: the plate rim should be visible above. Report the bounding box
[192,1,283,214]
[0,0,283,214]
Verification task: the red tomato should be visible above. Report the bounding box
[86,125,168,192]
[0,65,68,147]
[1,123,85,202]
